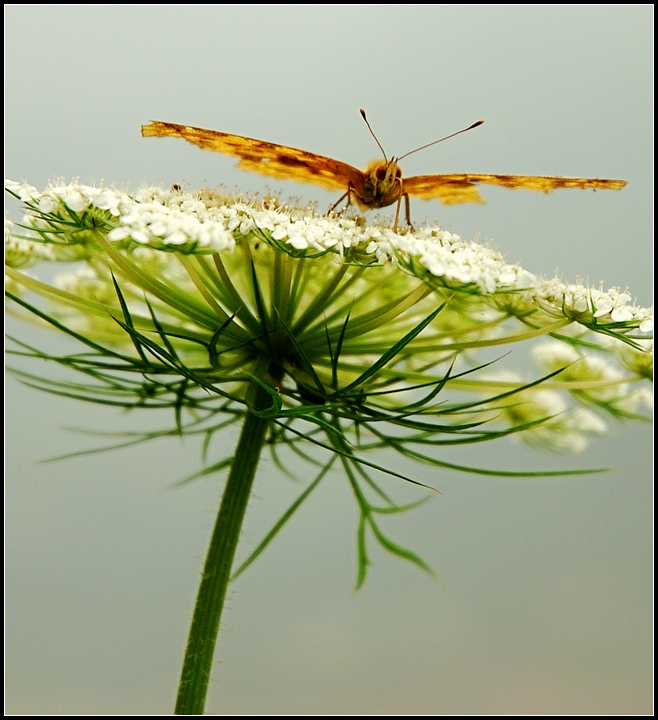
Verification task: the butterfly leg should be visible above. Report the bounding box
[328,184,357,219]
[403,192,414,231]
[393,191,414,232]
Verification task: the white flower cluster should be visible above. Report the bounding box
[385,226,539,293]
[531,340,653,413]
[4,217,56,268]
[6,179,134,217]
[5,180,653,338]
[3,181,542,291]
[512,389,609,453]
[472,369,610,453]
[533,277,653,334]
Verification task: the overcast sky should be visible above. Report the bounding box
[5,5,652,714]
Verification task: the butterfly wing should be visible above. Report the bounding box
[142,121,364,193]
[403,173,628,205]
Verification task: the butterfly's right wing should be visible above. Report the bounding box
[142,121,364,193]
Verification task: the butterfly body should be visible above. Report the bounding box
[329,159,404,215]
[141,119,627,230]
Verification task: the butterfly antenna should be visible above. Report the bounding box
[359,108,389,161]
[397,120,485,161]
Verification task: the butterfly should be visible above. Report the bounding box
[141,110,627,230]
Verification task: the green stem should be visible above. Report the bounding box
[174,380,273,714]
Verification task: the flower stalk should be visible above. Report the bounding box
[175,376,274,715]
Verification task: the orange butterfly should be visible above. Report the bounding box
[141,111,627,230]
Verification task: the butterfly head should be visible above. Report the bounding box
[374,160,402,183]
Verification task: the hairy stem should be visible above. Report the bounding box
[174,380,273,714]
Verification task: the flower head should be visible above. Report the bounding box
[6,178,651,420]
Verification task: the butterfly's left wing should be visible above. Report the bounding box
[403,173,628,205]
[142,121,364,193]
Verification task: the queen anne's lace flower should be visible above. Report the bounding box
[5,178,652,457]
[6,178,652,716]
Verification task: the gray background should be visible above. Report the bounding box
[5,4,652,714]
